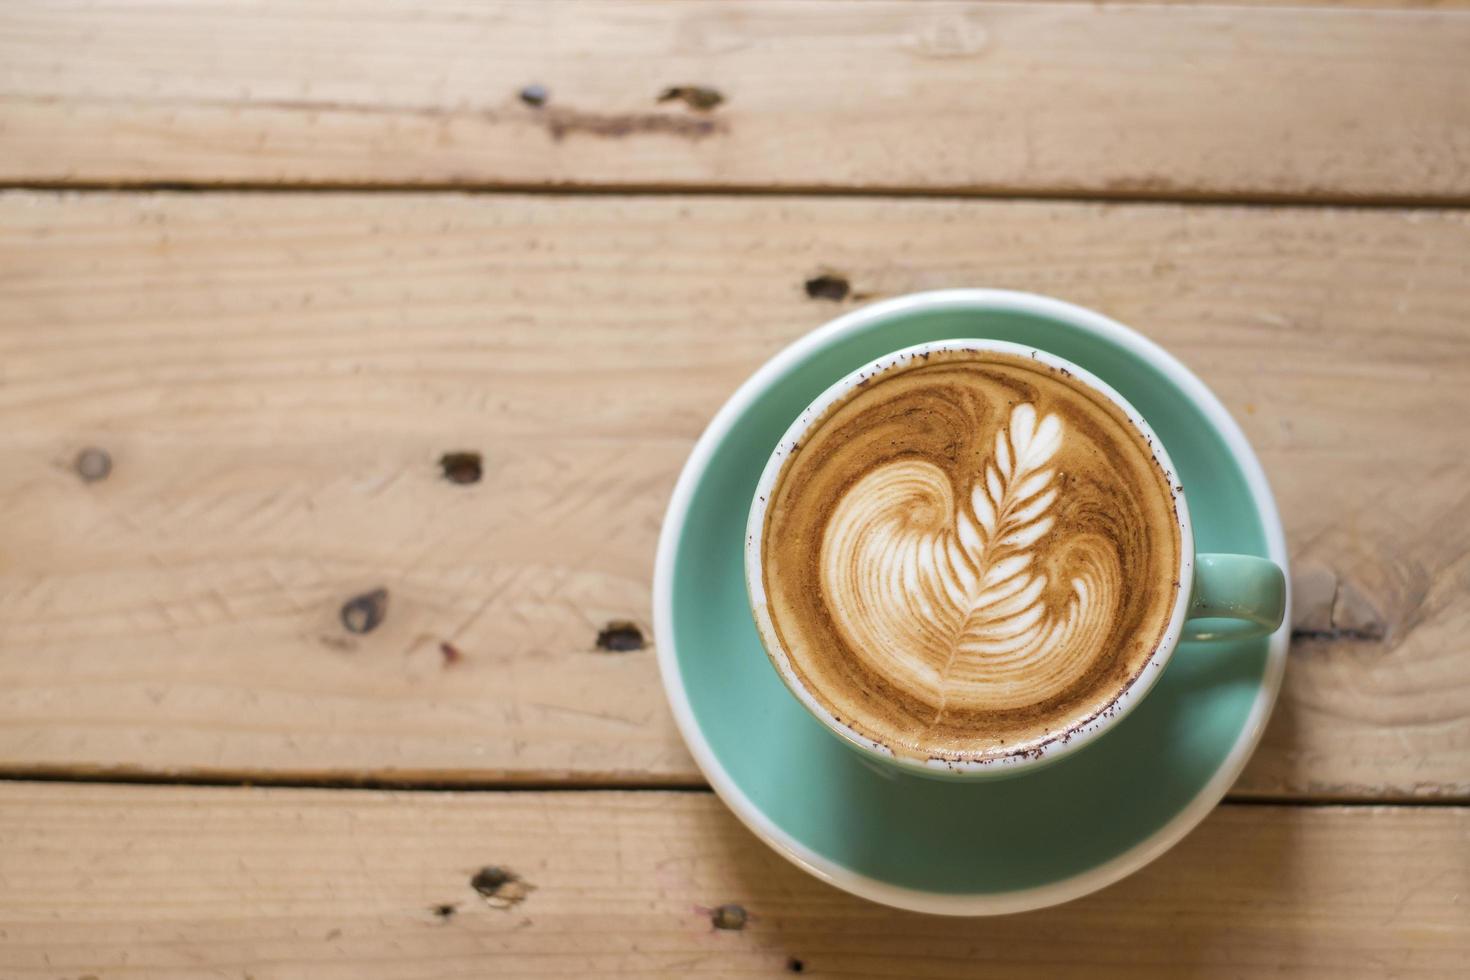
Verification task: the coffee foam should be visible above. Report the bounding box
[758,348,1181,761]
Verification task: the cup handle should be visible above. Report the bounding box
[1184,553,1287,642]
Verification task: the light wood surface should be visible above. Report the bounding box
[3,2,1469,202]
[1,192,1467,799]
[2,2,1466,973]
[0,782,1465,979]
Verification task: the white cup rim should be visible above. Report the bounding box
[745,337,1195,777]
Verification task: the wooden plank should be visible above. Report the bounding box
[1,192,1468,798]
[2,2,1469,201]
[0,782,1465,978]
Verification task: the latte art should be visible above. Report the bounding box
[757,348,1181,761]
[822,404,1120,716]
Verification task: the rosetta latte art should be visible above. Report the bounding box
[820,404,1121,716]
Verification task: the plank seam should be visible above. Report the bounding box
[0,770,1464,805]
[3,179,1469,212]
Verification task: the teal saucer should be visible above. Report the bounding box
[653,291,1290,914]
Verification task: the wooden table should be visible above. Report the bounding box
[1,2,1467,976]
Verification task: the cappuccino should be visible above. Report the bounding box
[755,346,1181,762]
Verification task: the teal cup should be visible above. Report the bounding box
[746,335,1286,780]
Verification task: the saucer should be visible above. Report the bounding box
[653,290,1290,915]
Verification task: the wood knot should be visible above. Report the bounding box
[804,274,850,301]
[340,588,388,634]
[439,451,483,484]
[540,106,724,142]
[711,903,747,930]
[471,865,512,893]
[74,447,112,482]
[596,620,646,652]
[1289,563,1386,643]
[658,85,725,111]
[471,866,533,908]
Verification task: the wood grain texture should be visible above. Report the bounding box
[1,192,1468,798]
[3,1,1469,201]
[0,782,1465,979]
[1112,1,1470,5]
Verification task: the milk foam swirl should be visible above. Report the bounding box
[758,349,1181,759]
[821,404,1120,716]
